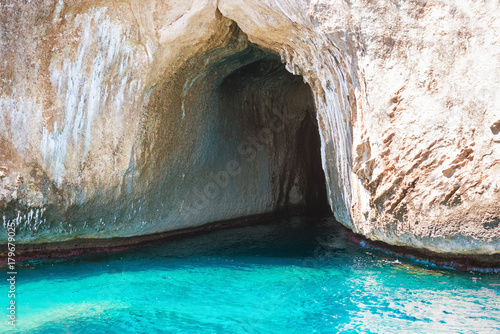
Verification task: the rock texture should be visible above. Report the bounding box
[1,0,499,255]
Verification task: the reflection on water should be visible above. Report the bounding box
[1,216,500,333]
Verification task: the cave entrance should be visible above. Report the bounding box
[142,25,330,226]
[216,46,331,215]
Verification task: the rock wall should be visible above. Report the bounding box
[1,0,499,255]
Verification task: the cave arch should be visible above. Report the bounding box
[136,24,331,231]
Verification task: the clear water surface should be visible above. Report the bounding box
[1,216,500,333]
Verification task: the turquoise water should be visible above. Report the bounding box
[2,216,500,333]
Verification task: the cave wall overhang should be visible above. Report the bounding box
[0,2,337,244]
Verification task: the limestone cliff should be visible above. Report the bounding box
[0,0,499,256]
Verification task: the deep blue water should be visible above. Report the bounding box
[2,216,500,333]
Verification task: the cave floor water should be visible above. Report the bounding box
[2,216,500,333]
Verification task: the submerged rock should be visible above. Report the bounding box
[0,0,499,256]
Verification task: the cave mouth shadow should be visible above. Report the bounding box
[212,43,332,216]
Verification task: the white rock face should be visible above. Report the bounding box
[311,0,500,254]
[0,0,499,255]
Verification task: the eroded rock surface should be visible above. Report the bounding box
[1,0,499,255]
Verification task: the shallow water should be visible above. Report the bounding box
[2,216,500,333]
